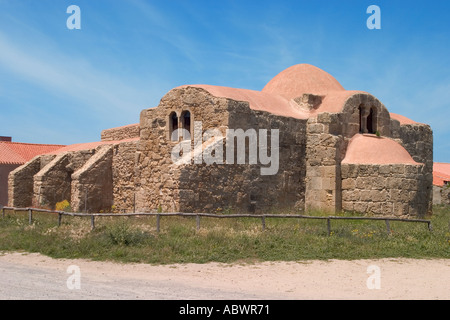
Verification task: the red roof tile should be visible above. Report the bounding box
[0,142,65,165]
[433,162,450,187]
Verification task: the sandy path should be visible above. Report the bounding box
[0,251,448,300]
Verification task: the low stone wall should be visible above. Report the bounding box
[341,163,429,217]
[71,145,113,212]
[433,185,441,205]
[8,157,43,207]
[8,141,133,212]
[101,124,140,141]
[32,150,96,209]
[0,163,19,206]
[434,185,450,205]
[33,153,72,209]
[112,140,138,212]
[442,185,450,205]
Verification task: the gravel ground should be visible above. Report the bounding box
[0,252,448,300]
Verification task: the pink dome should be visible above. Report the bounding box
[342,134,420,165]
[262,64,345,100]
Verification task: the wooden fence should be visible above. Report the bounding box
[0,206,433,236]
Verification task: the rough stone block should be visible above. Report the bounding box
[379,165,391,175]
[367,202,382,214]
[353,202,368,213]
[356,177,368,189]
[342,201,354,211]
[308,123,325,134]
[341,178,356,189]
[371,176,386,190]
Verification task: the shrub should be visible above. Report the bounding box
[55,200,71,212]
[106,221,151,246]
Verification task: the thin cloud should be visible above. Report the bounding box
[0,31,154,114]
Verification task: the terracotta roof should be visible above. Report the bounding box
[433,162,450,187]
[262,64,345,99]
[179,84,311,120]
[45,137,139,155]
[0,142,65,165]
[390,113,420,125]
[177,65,376,120]
[342,134,420,165]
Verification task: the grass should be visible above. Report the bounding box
[0,206,449,264]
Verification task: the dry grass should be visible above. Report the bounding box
[0,206,448,264]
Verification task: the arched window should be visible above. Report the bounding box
[367,107,377,134]
[182,111,191,140]
[169,112,178,141]
[358,105,363,133]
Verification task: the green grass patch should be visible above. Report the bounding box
[0,206,449,264]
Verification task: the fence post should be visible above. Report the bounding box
[84,187,88,213]
[1,207,4,218]
[385,219,391,235]
[327,218,331,236]
[196,215,200,231]
[58,213,62,227]
[156,214,160,233]
[261,216,266,231]
[28,208,33,225]
[91,215,95,230]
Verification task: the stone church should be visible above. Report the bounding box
[8,64,433,217]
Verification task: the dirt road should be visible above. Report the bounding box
[0,252,448,300]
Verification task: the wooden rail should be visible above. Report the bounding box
[0,206,433,235]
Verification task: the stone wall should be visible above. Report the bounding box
[112,140,138,212]
[391,121,433,214]
[5,87,433,217]
[304,92,433,216]
[304,93,391,213]
[340,93,391,139]
[178,101,307,213]
[101,123,140,141]
[8,155,57,207]
[341,163,429,217]
[135,86,307,213]
[433,185,442,205]
[71,145,113,212]
[434,184,450,206]
[33,153,71,209]
[442,184,450,205]
[33,150,95,209]
[8,157,42,208]
[135,86,231,213]
[305,113,344,213]
[0,164,19,206]
[8,141,137,212]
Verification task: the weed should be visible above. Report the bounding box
[0,206,448,264]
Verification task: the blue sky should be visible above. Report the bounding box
[0,0,449,162]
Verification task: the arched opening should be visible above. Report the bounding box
[367,107,377,134]
[169,112,178,141]
[181,111,191,140]
[358,105,363,133]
